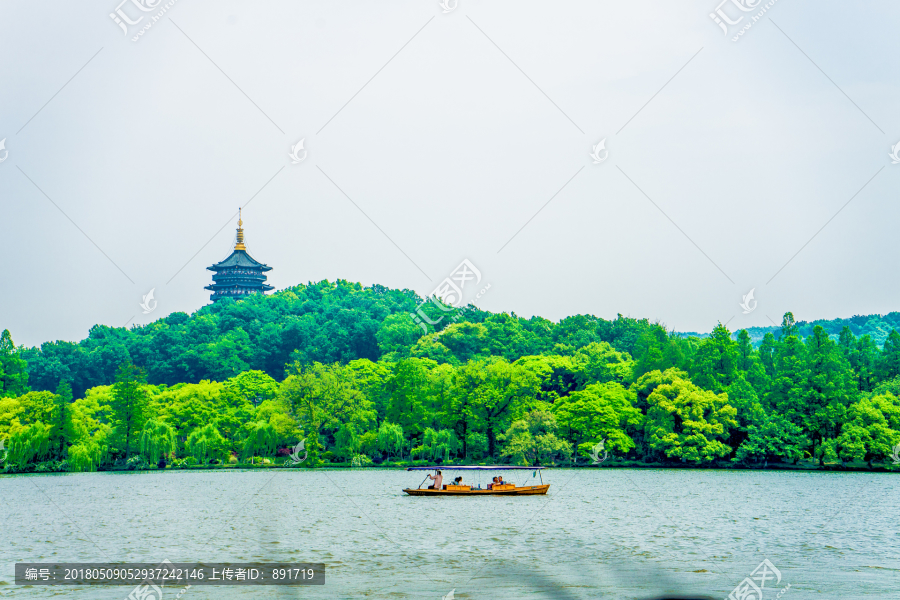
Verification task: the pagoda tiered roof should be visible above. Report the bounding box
[207,248,272,271]
[205,210,274,303]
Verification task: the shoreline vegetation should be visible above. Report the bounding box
[2,281,900,475]
[4,458,898,475]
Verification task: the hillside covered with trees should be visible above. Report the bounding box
[680,312,900,347]
[2,280,900,473]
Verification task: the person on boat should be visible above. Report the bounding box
[452,476,463,486]
[488,476,498,490]
[426,470,443,490]
[497,475,505,485]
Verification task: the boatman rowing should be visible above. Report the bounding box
[426,470,443,490]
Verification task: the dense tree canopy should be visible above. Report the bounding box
[3,282,900,471]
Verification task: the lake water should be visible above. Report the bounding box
[1,468,897,599]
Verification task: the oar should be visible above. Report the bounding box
[418,474,430,489]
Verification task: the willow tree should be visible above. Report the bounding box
[8,422,51,467]
[67,442,107,472]
[242,421,277,464]
[186,423,226,463]
[334,423,359,461]
[422,427,458,462]
[139,419,177,464]
[377,421,404,459]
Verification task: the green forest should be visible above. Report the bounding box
[2,279,900,473]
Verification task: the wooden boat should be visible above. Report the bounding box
[403,466,549,496]
[403,484,549,496]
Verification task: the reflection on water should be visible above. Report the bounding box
[1,468,898,599]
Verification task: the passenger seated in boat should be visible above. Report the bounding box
[452,476,464,486]
[488,476,498,490]
[497,476,505,486]
[426,470,443,490]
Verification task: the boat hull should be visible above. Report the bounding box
[403,485,549,496]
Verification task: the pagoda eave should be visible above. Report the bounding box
[205,212,274,303]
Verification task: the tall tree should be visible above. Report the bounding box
[855,335,878,392]
[735,329,769,393]
[50,381,74,459]
[631,327,690,379]
[767,325,808,429]
[758,332,777,378]
[110,364,148,460]
[449,360,483,458]
[0,330,29,398]
[385,359,431,437]
[724,373,765,452]
[804,325,857,463]
[467,358,541,459]
[781,312,799,338]
[878,330,900,381]
[690,323,739,393]
[838,326,857,361]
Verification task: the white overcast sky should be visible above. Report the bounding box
[2,0,900,347]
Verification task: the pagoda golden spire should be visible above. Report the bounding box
[235,208,246,250]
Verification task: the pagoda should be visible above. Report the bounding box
[205,210,273,303]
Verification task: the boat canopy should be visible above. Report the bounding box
[407,466,546,471]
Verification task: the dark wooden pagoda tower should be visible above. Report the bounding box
[205,210,273,303]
